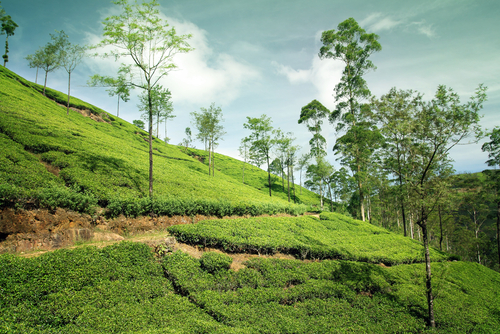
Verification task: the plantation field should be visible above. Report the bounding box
[1,241,499,333]
[184,147,322,205]
[0,66,312,216]
[168,212,450,265]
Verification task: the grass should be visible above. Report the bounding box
[168,212,450,265]
[0,66,315,216]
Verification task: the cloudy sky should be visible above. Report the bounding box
[3,0,500,174]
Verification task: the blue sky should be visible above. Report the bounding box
[3,0,500,173]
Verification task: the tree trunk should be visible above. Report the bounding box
[66,71,71,115]
[320,179,323,210]
[43,70,48,96]
[287,163,290,202]
[3,36,8,67]
[208,141,212,176]
[292,167,296,203]
[117,95,120,117]
[148,86,154,199]
[267,154,272,197]
[420,218,436,328]
[399,174,407,237]
[439,205,443,251]
[35,67,39,84]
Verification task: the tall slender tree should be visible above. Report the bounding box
[482,127,500,271]
[191,103,225,176]
[88,70,131,117]
[244,115,275,196]
[319,17,381,221]
[1,7,17,68]
[298,99,329,159]
[94,0,193,198]
[57,31,87,115]
[392,84,486,327]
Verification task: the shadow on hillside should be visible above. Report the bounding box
[80,153,145,194]
[332,261,427,322]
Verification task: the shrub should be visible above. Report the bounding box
[200,252,233,274]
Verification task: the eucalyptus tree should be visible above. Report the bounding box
[180,127,192,151]
[1,9,17,67]
[88,71,131,117]
[243,114,275,197]
[57,31,87,115]
[93,0,193,198]
[482,127,500,271]
[306,156,333,209]
[370,88,423,236]
[319,17,381,221]
[296,153,310,195]
[298,99,329,159]
[139,85,173,139]
[25,52,43,84]
[401,84,486,328]
[191,103,225,176]
[26,31,66,96]
[239,137,251,183]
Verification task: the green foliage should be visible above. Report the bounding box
[168,213,449,265]
[200,252,233,273]
[162,250,500,333]
[2,241,499,333]
[0,242,227,333]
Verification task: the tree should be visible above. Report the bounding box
[319,17,381,221]
[26,31,65,96]
[133,119,145,130]
[1,6,17,68]
[138,85,174,140]
[94,0,193,198]
[482,127,500,271]
[25,52,43,84]
[371,88,423,236]
[57,31,87,115]
[239,137,251,183]
[306,156,333,209]
[296,153,310,195]
[390,84,486,327]
[298,99,329,159]
[244,115,275,197]
[88,71,131,117]
[191,103,225,176]
[180,127,192,151]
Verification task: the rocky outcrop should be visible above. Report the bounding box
[0,207,218,254]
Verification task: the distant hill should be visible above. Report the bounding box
[0,66,320,216]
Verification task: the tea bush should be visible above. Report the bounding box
[200,252,233,273]
[168,214,449,265]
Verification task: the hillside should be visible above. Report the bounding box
[0,66,320,218]
[1,216,499,333]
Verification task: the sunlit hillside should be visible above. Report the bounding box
[0,66,320,216]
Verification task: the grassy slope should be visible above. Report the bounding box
[168,212,450,265]
[184,147,322,205]
[1,242,498,333]
[0,66,318,211]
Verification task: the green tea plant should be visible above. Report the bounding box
[168,213,450,265]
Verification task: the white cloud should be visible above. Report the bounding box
[410,21,436,38]
[84,8,261,108]
[273,56,343,110]
[361,13,402,32]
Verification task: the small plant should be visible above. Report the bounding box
[200,252,233,274]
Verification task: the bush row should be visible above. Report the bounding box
[167,215,451,265]
[106,196,307,218]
